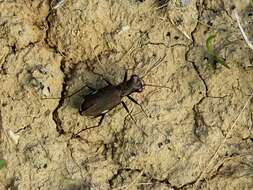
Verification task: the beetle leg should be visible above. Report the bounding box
[72,114,105,138]
[123,69,128,82]
[95,114,105,126]
[100,77,113,86]
[121,101,136,123]
[122,101,148,137]
[86,85,96,91]
[127,95,149,118]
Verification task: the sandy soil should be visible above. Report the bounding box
[0,0,253,189]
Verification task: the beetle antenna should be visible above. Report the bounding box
[124,109,148,137]
[144,83,172,90]
[140,54,167,79]
[42,84,89,100]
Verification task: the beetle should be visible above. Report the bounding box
[44,56,170,136]
[76,70,147,133]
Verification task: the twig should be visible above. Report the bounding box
[234,10,253,50]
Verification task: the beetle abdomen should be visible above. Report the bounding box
[80,86,122,117]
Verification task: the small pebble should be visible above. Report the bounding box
[7,129,20,145]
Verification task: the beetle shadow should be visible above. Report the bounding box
[66,78,109,110]
[66,86,92,110]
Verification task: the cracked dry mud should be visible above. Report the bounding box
[0,0,253,190]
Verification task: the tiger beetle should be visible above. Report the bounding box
[75,70,145,133]
[44,57,170,136]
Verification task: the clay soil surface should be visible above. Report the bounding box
[0,0,253,189]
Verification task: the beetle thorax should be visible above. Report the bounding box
[119,75,144,97]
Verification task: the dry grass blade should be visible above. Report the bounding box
[194,91,253,188]
[234,10,253,51]
[140,55,167,79]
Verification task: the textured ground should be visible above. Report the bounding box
[0,0,253,190]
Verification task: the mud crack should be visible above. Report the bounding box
[45,9,65,56]
[52,59,66,135]
[185,0,208,97]
[1,43,39,75]
[185,0,208,142]
[183,0,212,187]
[44,7,68,135]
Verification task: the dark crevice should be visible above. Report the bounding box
[15,124,32,134]
[45,9,54,50]
[0,43,36,75]
[0,47,13,75]
[185,0,208,97]
[45,9,66,56]
[191,62,208,97]
[52,59,66,135]
[10,43,17,53]
[0,64,7,75]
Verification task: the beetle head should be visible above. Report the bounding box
[130,75,144,92]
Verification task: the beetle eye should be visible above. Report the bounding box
[136,79,144,92]
[130,75,144,92]
[132,75,138,81]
